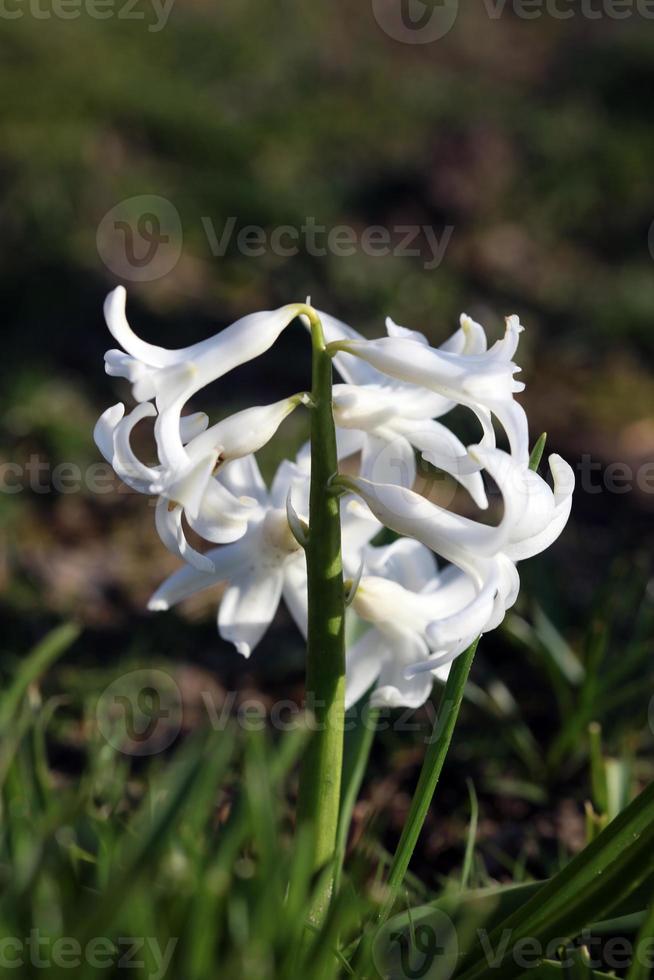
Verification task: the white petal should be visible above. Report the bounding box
[469,444,564,553]
[187,478,257,544]
[457,314,488,354]
[372,626,434,709]
[331,335,482,388]
[364,537,437,592]
[154,497,214,572]
[104,348,147,383]
[504,454,574,561]
[336,427,366,461]
[333,329,529,466]
[219,455,269,508]
[332,384,398,430]
[426,564,499,648]
[340,497,383,577]
[438,314,488,355]
[339,473,516,576]
[218,567,284,658]
[104,286,177,368]
[112,401,160,491]
[360,430,417,490]
[180,412,209,443]
[385,316,429,345]
[94,403,125,463]
[158,452,218,519]
[282,554,309,640]
[345,628,384,710]
[270,458,310,516]
[406,636,478,680]
[477,396,530,468]
[395,417,488,509]
[188,395,306,462]
[147,538,254,610]
[334,382,452,428]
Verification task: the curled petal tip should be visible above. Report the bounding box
[234,640,252,658]
[147,597,169,612]
[103,284,126,320]
[506,314,524,333]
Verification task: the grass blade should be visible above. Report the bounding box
[456,779,654,980]
[382,638,479,919]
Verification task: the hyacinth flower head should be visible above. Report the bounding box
[97,288,573,691]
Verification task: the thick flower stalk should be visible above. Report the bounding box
[96,288,574,921]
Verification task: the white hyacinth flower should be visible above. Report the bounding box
[94,394,308,571]
[338,444,574,694]
[147,453,381,658]
[344,538,469,709]
[326,310,530,470]
[96,288,575,712]
[103,286,306,472]
[310,311,490,508]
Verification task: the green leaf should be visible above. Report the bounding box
[529,432,548,472]
[456,779,654,980]
[0,622,80,732]
[535,954,616,979]
[335,694,378,893]
[460,780,479,891]
[625,899,654,980]
[382,639,479,919]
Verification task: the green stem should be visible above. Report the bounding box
[296,306,346,919]
[381,637,479,920]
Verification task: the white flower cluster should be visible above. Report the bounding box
[96,287,574,709]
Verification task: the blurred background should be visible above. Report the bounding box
[1,0,653,887]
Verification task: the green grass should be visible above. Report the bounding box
[1,566,653,979]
